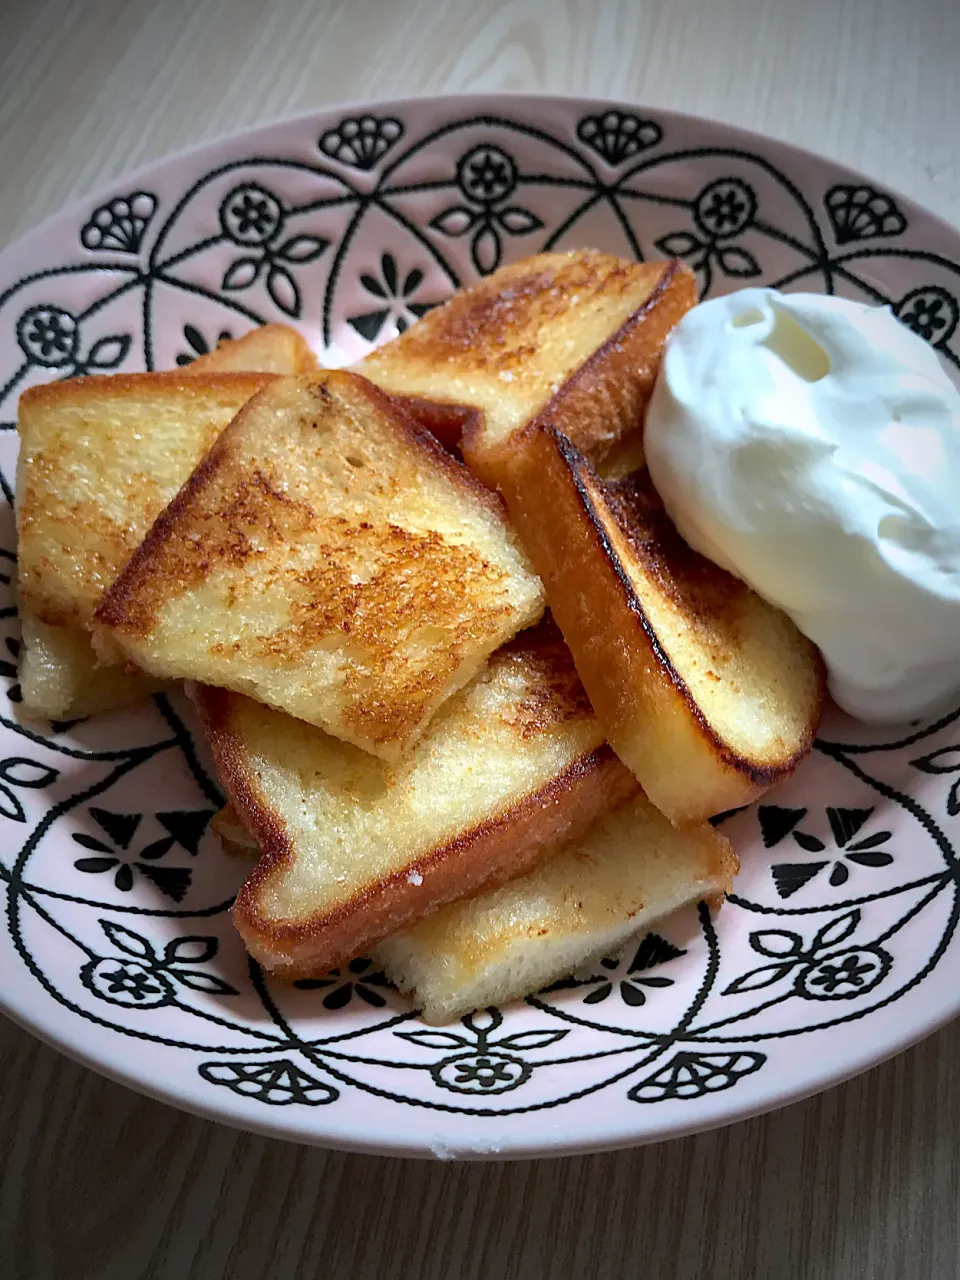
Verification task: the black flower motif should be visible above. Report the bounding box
[576,932,684,1006]
[722,909,892,1004]
[293,955,393,1009]
[796,945,891,1000]
[15,305,131,376]
[911,742,960,816]
[759,805,895,898]
[80,191,157,253]
[434,1052,529,1093]
[0,755,59,824]
[218,183,329,319]
[200,1059,337,1105]
[896,286,959,346]
[220,184,284,246]
[16,306,79,367]
[629,1050,766,1103]
[456,145,518,206]
[318,115,403,170]
[577,111,661,164]
[81,957,173,1008]
[81,919,238,1008]
[397,1008,566,1096]
[71,806,214,901]
[825,184,907,244]
[347,252,441,343]
[655,179,761,287]
[694,178,757,238]
[431,145,543,277]
[541,931,685,1006]
[0,634,22,705]
[176,323,233,366]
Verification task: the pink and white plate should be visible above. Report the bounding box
[1,95,958,1159]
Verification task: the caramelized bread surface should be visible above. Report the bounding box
[500,431,825,821]
[95,372,544,758]
[188,324,318,374]
[376,790,737,1024]
[198,623,637,974]
[15,371,273,717]
[358,251,695,482]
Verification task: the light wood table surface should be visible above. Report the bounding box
[1,2,958,1277]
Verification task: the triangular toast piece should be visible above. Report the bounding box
[93,372,544,757]
[358,250,695,475]
[198,622,637,974]
[15,371,274,717]
[376,791,737,1024]
[500,432,825,821]
[187,323,317,374]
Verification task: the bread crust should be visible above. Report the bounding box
[196,646,639,976]
[497,429,825,821]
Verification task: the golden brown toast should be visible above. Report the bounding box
[357,251,695,481]
[15,371,274,718]
[376,790,737,1024]
[210,804,257,856]
[499,432,825,822]
[93,372,544,758]
[187,324,317,374]
[197,623,638,975]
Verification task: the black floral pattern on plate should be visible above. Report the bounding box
[175,323,233,366]
[397,1008,567,1096]
[80,919,238,1008]
[896,286,959,346]
[542,932,686,1007]
[655,178,762,285]
[825,185,907,244]
[81,192,157,254]
[722,909,892,1002]
[15,305,130,376]
[430,144,544,276]
[347,252,440,342]
[218,183,329,318]
[757,805,894,897]
[71,806,214,901]
[318,115,403,169]
[293,956,393,1009]
[576,110,661,164]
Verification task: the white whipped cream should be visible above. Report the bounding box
[644,288,960,723]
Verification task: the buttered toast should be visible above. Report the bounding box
[358,251,695,481]
[197,623,637,975]
[16,371,274,718]
[501,435,825,821]
[94,372,544,758]
[376,790,737,1024]
[188,324,318,375]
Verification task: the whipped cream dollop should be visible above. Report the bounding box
[644,288,960,723]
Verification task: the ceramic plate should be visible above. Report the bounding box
[2,95,958,1160]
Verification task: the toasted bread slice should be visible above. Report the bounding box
[94,372,544,758]
[210,804,257,856]
[197,623,638,974]
[17,611,169,719]
[15,371,274,718]
[358,251,695,481]
[376,791,737,1024]
[499,432,825,822]
[188,324,317,374]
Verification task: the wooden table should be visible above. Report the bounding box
[1,2,958,1276]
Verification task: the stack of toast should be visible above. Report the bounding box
[15,252,823,1023]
